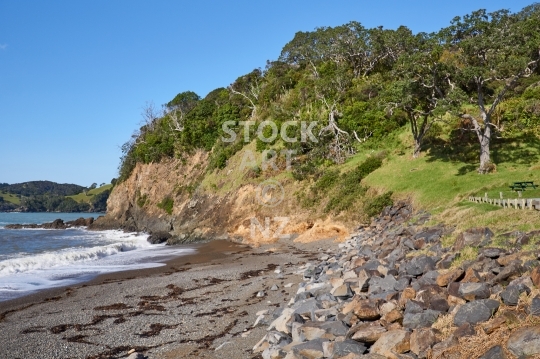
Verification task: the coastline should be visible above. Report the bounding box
[0,240,245,312]
[0,238,334,359]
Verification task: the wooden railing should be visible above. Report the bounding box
[468,196,540,210]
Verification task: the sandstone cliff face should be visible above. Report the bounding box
[93,150,351,244]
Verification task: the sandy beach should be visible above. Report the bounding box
[0,239,335,359]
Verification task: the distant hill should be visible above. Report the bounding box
[0,181,85,197]
[0,181,111,213]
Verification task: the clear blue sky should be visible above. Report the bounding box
[0,0,534,186]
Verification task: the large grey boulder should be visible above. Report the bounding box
[453,300,499,326]
[404,256,436,276]
[403,310,439,329]
[458,282,491,301]
[507,326,540,358]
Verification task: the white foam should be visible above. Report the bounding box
[0,230,150,276]
[0,230,197,301]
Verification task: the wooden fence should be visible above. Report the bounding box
[469,196,540,210]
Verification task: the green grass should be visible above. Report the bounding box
[67,184,112,203]
[358,129,540,231]
[0,193,21,205]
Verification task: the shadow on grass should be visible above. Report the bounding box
[424,132,540,176]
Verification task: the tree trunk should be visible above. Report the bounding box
[413,138,421,158]
[478,116,492,174]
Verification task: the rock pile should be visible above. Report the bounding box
[253,202,540,359]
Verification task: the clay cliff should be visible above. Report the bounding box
[91,149,351,245]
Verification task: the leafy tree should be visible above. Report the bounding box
[165,91,200,132]
[385,33,459,157]
[441,8,540,172]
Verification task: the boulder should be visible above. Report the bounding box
[370,330,411,358]
[462,267,483,283]
[482,316,506,334]
[490,263,522,284]
[458,283,491,301]
[368,275,398,295]
[147,231,172,244]
[349,322,387,343]
[478,345,506,359]
[43,219,66,229]
[530,296,540,316]
[404,256,436,276]
[531,267,540,287]
[404,300,425,315]
[268,308,294,334]
[403,310,439,329]
[382,309,403,324]
[410,328,437,359]
[500,286,520,306]
[452,323,475,339]
[507,326,540,358]
[453,300,499,326]
[342,298,380,320]
[293,298,322,317]
[322,340,367,358]
[481,248,505,259]
[453,227,493,250]
[430,337,459,359]
[291,338,328,359]
[436,269,464,287]
[305,321,348,340]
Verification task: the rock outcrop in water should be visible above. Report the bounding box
[5,217,94,229]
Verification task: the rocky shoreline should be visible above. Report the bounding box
[1,203,540,358]
[4,217,96,229]
[251,202,540,359]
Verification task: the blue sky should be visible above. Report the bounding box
[0,0,535,186]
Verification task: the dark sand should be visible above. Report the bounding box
[0,239,335,359]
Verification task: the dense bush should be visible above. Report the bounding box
[364,191,394,218]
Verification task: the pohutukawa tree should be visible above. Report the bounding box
[164,91,200,132]
[441,8,540,173]
[384,32,456,158]
[228,69,263,119]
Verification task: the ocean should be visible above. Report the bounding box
[0,213,195,302]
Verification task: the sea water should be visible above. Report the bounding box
[0,213,195,301]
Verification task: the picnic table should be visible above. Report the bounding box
[509,181,537,191]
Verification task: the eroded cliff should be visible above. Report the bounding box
[92,148,351,244]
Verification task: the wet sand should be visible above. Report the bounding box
[0,238,335,359]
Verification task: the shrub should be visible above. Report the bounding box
[136,192,148,208]
[157,196,174,215]
[364,191,393,218]
[356,156,383,178]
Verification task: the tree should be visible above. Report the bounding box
[229,69,263,119]
[280,22,414,78]
[164,91,200,132]
[385,33,458,158]
[441,8,540,173]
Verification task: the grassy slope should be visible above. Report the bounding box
[0,193,21,205]
[67,184,113,203]
[362,130,540,233]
